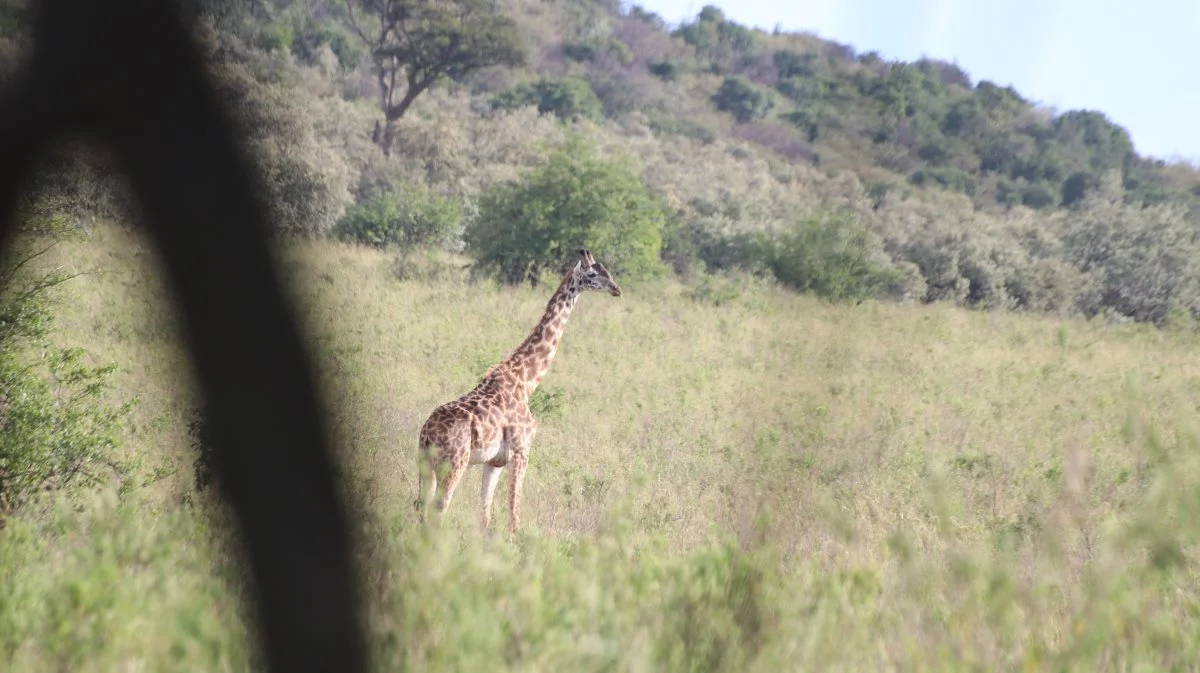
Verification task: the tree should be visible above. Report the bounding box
[673,6,758,72]
[345,0,526,156]
[464,136,668,286]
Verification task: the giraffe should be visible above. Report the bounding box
[416,249,622,535]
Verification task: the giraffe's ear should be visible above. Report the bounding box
[559,256,581,274]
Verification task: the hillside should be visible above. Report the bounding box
[503,1,1200,214]
[3,0,1200,325]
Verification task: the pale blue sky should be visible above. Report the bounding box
[633,0,1200,163]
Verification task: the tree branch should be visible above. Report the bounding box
[0,239,59,288]
[342,0,372,45]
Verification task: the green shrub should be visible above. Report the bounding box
[562,41,597,62]
[1021,182,1058,209]
[291,19,364,70]
[755,210,907,303]
[1058,177,1200,323]
[648,60,681,82]
[491,76,605,122]
[781,107,825,142]
[256,21,294,53]
[464,136,669,285]
[773,49,815,79]
[333,184,460,250]
[674,5,759,70]
[712,76,774,124]
[654,543,776,673]
[0,199,134,522]
[910,166,977,196]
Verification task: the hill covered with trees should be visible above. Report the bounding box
[4,0,1200,324]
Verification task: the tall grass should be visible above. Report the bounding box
[3,222,1200,671]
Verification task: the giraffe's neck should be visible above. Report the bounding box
[498,274,581,399]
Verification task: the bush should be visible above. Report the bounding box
[1058,177,1200,323]
[754,210,910,303]
[333,184,461,250]
[674,6,759,70]
[712,76,774,124]
[563,41,597,62]
[491,76,605,123]
[655,543,776,673]
[291,19,364,70]
[781,108,824,142]
[1020,182,1058,209]
[464,136,669,285]
[773,49,815,79]
[648,60,681,82]
[0,198,134,522]
[910,166,977,196]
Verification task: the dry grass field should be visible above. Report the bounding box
[4,222,1200,671]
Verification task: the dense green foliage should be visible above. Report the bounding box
[491,76,605,122]
[712,76,775,123]
[755,210,917,303]
[464,136,669,285]
[334,183,461,249]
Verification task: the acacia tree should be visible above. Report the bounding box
[345,0,525,156]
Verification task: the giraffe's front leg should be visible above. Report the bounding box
[480,464,503,532]
[507,453,528,537]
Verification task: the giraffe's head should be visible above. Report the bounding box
[569,248,622,297]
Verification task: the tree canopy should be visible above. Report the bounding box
[464,136,669,286]
[345,0,526,155]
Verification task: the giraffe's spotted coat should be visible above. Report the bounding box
[416,249,622,534]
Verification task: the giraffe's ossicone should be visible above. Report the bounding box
[416,249,622,535]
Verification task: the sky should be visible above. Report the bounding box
[632,0,1200,163]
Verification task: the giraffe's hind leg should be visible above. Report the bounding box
[479,464,503,532]
[415,440,439,522]
[437,446,469,515]
[507,423,538,536]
